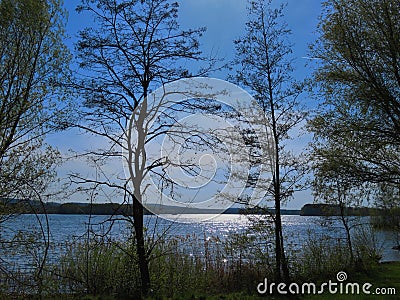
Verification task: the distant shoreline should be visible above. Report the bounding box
[1,200,385,216]
[2,199,301,215]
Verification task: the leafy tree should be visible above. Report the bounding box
[231,0,307,282]
[0,0,70,295]
[74,0,214,294]
[0,0,69,203]
[309,0,400,268]
[309,0,400,189]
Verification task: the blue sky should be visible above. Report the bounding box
[63,0,321,79]
[52,0,323,209]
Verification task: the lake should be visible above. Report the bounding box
[1,214,400,267]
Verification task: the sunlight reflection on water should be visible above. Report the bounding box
[1,214,400,264]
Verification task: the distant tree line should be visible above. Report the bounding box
[0,199,136,215]
[300,203,382,216]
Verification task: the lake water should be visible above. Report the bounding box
[1,214,400,267]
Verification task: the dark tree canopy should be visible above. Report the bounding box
[76,0,212,123]
[310,0,400,187]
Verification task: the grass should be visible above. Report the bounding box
[141,262,400,300]
[3,263,399,299]
[303,262,400,299]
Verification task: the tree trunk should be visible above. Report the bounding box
[274,190,283,282]
[274,188,290,283]
[132,196,150,295]
[280,225,290,282]
[339,201,354,264]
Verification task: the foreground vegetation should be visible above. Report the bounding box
[304,262,400,300]
[0,219,388,299]
[2,258,398,300]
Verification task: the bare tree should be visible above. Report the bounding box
[73,0,215,294]
[231,0,308,282]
